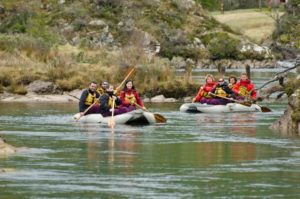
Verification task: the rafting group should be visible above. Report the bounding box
[74,69,270,125]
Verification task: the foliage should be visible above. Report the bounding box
[0,84,3,93]
[8,83,27,95]
[196,0,220,11]
[206,33,240,59]
[285,79,300,97]
[143,80,199,98]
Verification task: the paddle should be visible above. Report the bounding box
[134,102,167,123]
[209,93,271,112]
[114,67,135,94]
[108,98,116,128]
[75,99,99,122]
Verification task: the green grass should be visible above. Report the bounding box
[212,9,284,43]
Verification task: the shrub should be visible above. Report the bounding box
[0,84,4,93]
[9,84,27,95]
[0,69,14,86]
[207,33,240,59]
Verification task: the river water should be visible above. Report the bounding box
[1,70,300,198]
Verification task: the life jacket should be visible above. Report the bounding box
[238,86,249,97]
[85,92,97,106]
[108,96,114,108]
[201,82,216,99]
[97,87,105,95]
[215,87,227,98]
[202,91,213,98]
[125,93,137,105]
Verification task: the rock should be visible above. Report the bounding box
[171,57,186,69]
[143,98,151,103]
[184,96,193,102]
[26,80,61,94]
[271,90,300,135]
[67,89,83,100]
[88,19,107,28]
[164,98,178,102]
[0,4,5,14]
[151,95,165,103]
[0,137,17,155]
[171,0,196,12]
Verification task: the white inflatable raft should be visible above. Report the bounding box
[73,109,156,125]
[179,103,262,113]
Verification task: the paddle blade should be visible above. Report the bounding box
[154,113,167,123]
[261,106,272,112]
[240,101,252,107]
[108,118,115,128]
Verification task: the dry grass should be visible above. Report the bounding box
[0,44,181,96]
[212,9,283,43]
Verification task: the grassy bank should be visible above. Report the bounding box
[0,44,198,98]
[212,9,283,44]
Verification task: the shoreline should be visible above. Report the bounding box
[0,91,185,103]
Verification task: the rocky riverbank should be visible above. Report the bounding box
[271,89,300,135]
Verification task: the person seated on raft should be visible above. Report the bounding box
[208,78,235,105]
[193,74,217,104]
[228,75,237,90]
[97,80,109,95]
[99,85,128,117]
[233,73,257,102]
[79,81,101,116]
[119,80,145,112]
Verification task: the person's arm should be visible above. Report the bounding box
[99,95,110,112]
[210,87,216,94]
[248,84,257,100]
[79,90,88,112]
[193,87,203,102]
[134,91,144,107]
[232,83,240,94]
[115,96,122,106]
[224,85,234,95]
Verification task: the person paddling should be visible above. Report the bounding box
[193,74,217,104]
[209,78,235,105]
[233,73,257,101]
[228,75,237,90]
[97,81,109,95]
[119,80,145,112]
[79,81,100,116]
[99,85,127,117]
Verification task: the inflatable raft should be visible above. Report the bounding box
[73,109,156,125]
[179,103,262,113]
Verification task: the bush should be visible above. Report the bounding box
[9,84,27,95]
[0,84,4,93]
[143,80,198,98]
[207,33,240,59]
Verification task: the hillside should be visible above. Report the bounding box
[0,0,274,97]
[212,9,282,44]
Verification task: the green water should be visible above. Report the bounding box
[1,101,300,198]
[0,67,299,198]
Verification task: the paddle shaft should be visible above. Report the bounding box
[109,98,116,128]
[209,92,244,104]
[76,99,99,121]
[114,67,135,93]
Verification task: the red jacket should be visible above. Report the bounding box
[233,79,257,100]
[120,89,144,107]
[194,82,217,102]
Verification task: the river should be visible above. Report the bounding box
[1,69,300,198]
